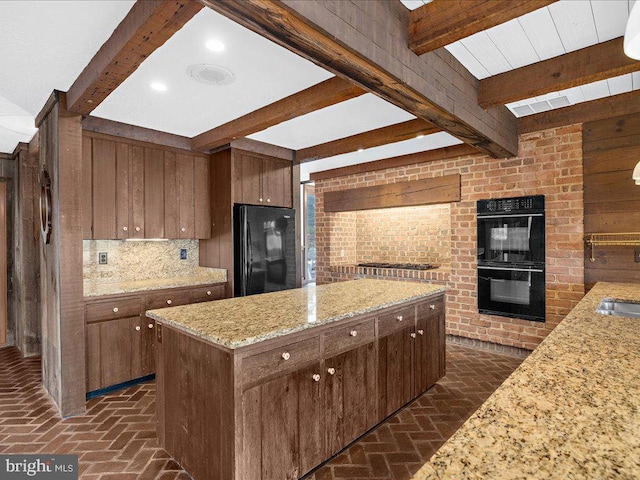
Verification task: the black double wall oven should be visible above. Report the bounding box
[477,195,546,322]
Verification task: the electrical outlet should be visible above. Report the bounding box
[180,249,187,260]
[98,252,108,265]
[635,249,640,263]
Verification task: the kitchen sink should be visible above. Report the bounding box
[596,299,640,319]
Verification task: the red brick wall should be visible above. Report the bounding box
[315,125,584,350]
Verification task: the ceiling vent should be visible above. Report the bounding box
[509,95,571,117]
[187,64,235,86]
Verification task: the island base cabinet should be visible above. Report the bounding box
[242,363,323,480]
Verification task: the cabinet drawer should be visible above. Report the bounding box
[378,306,415,337]
[242,336,321,387]
[324,318,375,357]
[85,297,141,323]
[418,297,444,318]
[145,290,192,309]
[190,284,225,303]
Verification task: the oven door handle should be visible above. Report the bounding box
[477,213,544,219]
[478,265,544,273]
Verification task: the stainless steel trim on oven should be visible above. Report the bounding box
[478,266,544,273]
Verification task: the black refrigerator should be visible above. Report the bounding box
[233,204,297,297]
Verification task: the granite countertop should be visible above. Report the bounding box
[83,269,227,297]
[147,279,445,349]
[413,282,640,480]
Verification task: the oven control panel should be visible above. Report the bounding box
[477,195,544,215]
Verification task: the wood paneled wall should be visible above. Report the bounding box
[39,94,85,417]
[583,112,640,289]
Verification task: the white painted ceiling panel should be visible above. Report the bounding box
[485,20,540,69]
[444,43,491,79]
[591,0,631,42]
[248,94,416,150]
[517,8,566,60]
[93,8,333,137]
[607,74,633,96]
[580,79,611,101]
[0,94,37,153]
[548,1,599,52]
[459,32,512,77]
[633,71,640,89]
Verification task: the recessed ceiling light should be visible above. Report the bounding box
[206,39,225,52]
[357,148,364,152]
[187,64,235,86]
[150,82,167,92]
[416,134,424,139]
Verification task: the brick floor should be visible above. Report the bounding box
[0,344,523,480]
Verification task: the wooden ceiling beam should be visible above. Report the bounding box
[409,0,558,56]
[480,37,640,108]
[66,0,203,115]
[191,76,365,152]
[518,90,640,134]
[297,119,441,163]
[202,0,518,159]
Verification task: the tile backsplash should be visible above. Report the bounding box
[83,240,218,283]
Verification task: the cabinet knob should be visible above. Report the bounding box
[259,197,263,202]
[350,330,358,337]
[112,307,119,313]
[418,329,424,335]
[166,299,172,305]
[281,352,291,360]
[206,290,212,296]
[410,332,417,339]
[397,315,403,321]
[430,304,435,310]
[327,367,336,375]
[312,374,321,382]
[266,198,271,203]
[135,326,141,331]
[135,226,141,232]
[181,227,186,232]
[122,226,128,232]
[148,323,154,329]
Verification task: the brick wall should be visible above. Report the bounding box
[315,125,584,350]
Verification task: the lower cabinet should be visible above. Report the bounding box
[85,283,225,393]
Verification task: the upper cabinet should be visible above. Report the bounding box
[233,151,292,208]
[82,133,211,240]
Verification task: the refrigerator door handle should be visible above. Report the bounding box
[247,223,253,295]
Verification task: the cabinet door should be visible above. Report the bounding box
[115,142,131,239]
[378,324,414,418]
[163,152,179,239]
[130,146,145,238]
[82,137,93,239]
[416,299,445,392]
[177,154,195,238]
[262,157,292,208]
[86,317,135,391]
[194,156,211,239]
[324,341,377,457]
[144,148,165,238]
[242,363,323,480]
[92,138,117,239]
[132,317,156,379]
[233,152,262,205]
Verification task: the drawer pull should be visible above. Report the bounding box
[349,330,358,337]
[327,367,336,375]
[112,307,119,313]
[430,304,435,310]
[135,326,141,331]
[312,374,321,382]
[266,198,271,203]
[410,332,416,339]
[281,352,291,360]
[148,323,154,329]
[418,329,424,335]
[207,290,212,296]
[135,226,141,232]
[181,227,186,232]
[122,226,128,232]
[259,197,263,202]
[397,315,403,321]
[166,299,172,305]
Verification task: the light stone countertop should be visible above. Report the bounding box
[83,268,227,297]
[147,279,445,349]
[412,281,640,480]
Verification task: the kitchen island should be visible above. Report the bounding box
[147,279,446,480]
[412,282,640,480]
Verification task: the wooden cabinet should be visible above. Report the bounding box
[82,133,211,239]
[157,292,445,480]
[85,282,226,392]
[233,151,292,208]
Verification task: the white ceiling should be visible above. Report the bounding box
[0,0,636,180]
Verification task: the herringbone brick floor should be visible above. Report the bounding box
[0,344,523,480]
